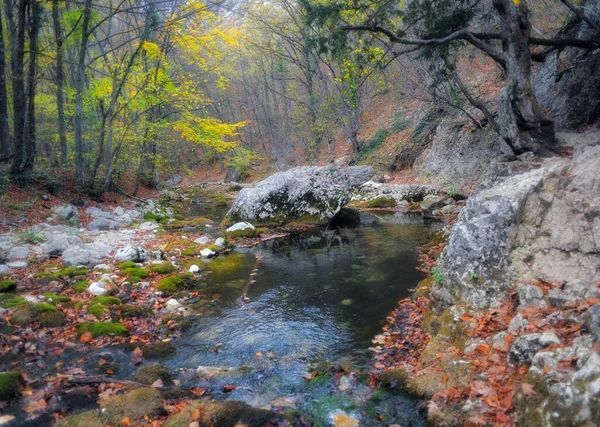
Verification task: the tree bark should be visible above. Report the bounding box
[74,0,93,185]
[52,0,68,165]
[493,0,556,154]
[9,0,28,175]
[0,8,11,159]
[23,0,40,177]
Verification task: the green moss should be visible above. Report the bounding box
[150,263,177,274]
[362,196,398,208]
[133,364,173,386]
[11,303,56,325]
[164,401,272,427]
[53,267,88,278]
[76,321,128,337]
[0,280,17,292]
[73,281,89,293]
[121,267,149,278]
[172,213,185,221]
[308,396,356,426]
[119,304,153,318]
[140,342,176,359]
[100,387,164,424]
[0,295,26,308]
[0,371,24,400]
[43,293,71,304]
[118,261,137,270]
[55,411,104,427]
[181,247,197,257]
[164,217,214,230]
[157,273,193,293]
[38,311,68,327]
[88,296,121,317]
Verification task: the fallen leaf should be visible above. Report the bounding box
[521,383,537,396]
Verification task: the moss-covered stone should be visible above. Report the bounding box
[0,280,17,292]
[72,281,89,293]
[204,253,253,282]
[43,292,71,304]
[181,247,197,257]
[142,342,176,359]
[38,311,68,327]
[164,217,214,230]
[119,261,137,270]
[11,303,57,325]
[99,387,165,423]
[308,396,357,427]
[133,364,173,386]
[0,371,24,400]
[225,227,263,239]
[121,267,149,279]
[163,401,273,427]
[150,263,177,274]
[0,295,26,308]
[88,296,121,317]
[53,267,88,278]
[362,196,398,208]
[55,411,104,427]
[76,321,128,337]
[157,273,193,293]
[119,304,153,318]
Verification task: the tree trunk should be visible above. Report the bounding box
[9,0,27,175]
[0,8,10,159]
[74,0,93,185]
[493,0,556,154]
[52,0,68,165]
[23,0,40,177]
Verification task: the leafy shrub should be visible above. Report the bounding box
[227,148,262,181]
[361,129,388,154]
[17,229,47,244]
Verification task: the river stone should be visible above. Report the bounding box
[164,299,181,312]
[157,173,182,189]
[225,166,370,225]
[88,282,108,296]
[346,165,374,186]
[200,248,216,258]
[88,217,120,231]
[7,261,28,269]
[226,222,254,233]
[139,221,159,231]
[115,246,153,263]
[0,265,9,275]
[420,194,446,212]
[548,281,600,307]
[51,204,79,222]
[43,235,83,257]
[93,264,111,271]
[7,246,29,261]
[509,333,554,365]
[62,247,102,267]
[189,265,200,274]
[517,284,545,308]
[214,237,226,248]
[194,236,211,245]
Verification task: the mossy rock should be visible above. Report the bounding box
[181,247,197,257]
[133,364,173,386]
[0,371,25,400]
[164,401,274,427]
[43,293,71,304]
[38,311,68,327]
[141,342,176,359]
[119,261,138,270]
[122,267,149,279]
[11,303,57,326]
[164,217,214,230]
[76,321,128,337]
[0,280,17,292]
[204,253,253,282]
[0,295,26,308]
[157,273,193,293]
[88,296,121,317]
[150,263,177,274]
[55,411,104,427]
[99,387,165,424]
[308,396,357,427]
[119,304,153,319]
[362,196,398,208]
[73,281,89,294]
[225,227,263,239]
[53,267,88,278]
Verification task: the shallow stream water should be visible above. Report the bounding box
[167,206,436,424]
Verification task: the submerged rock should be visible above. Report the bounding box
[225,166,373,225]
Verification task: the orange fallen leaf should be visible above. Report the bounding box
[521,383,537,396]
[80,331,93,343]
[121,417,131,426]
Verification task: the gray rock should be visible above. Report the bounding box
[587,303,600,341]
[88,282,108,296]
[93,264,111,271]
[87,217,120,231]
[225,166,242,183]
[42,235,83,257]
[0,265,10,275]
[214,237,226,248]
[345,166,374,186]
[7,261,28,269]
[86,206,111,218]
[226,222,254,233]
[157,173,183,189]
[420,195,446,212]
[225,166,358,225]
[508,313,529,334]
[164,299,182,312]
[115,246,153,263]
[194,236,211,245]
[539,332,561,346]
[200,248,216,258]
[139,221,159,231]
[62,248,102,267]
[51,204,79,222]
[518,284,545,307]
[509,334,545,365]
[83,242,113,258]
[548,281,600,307]
[8,246,29,261]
